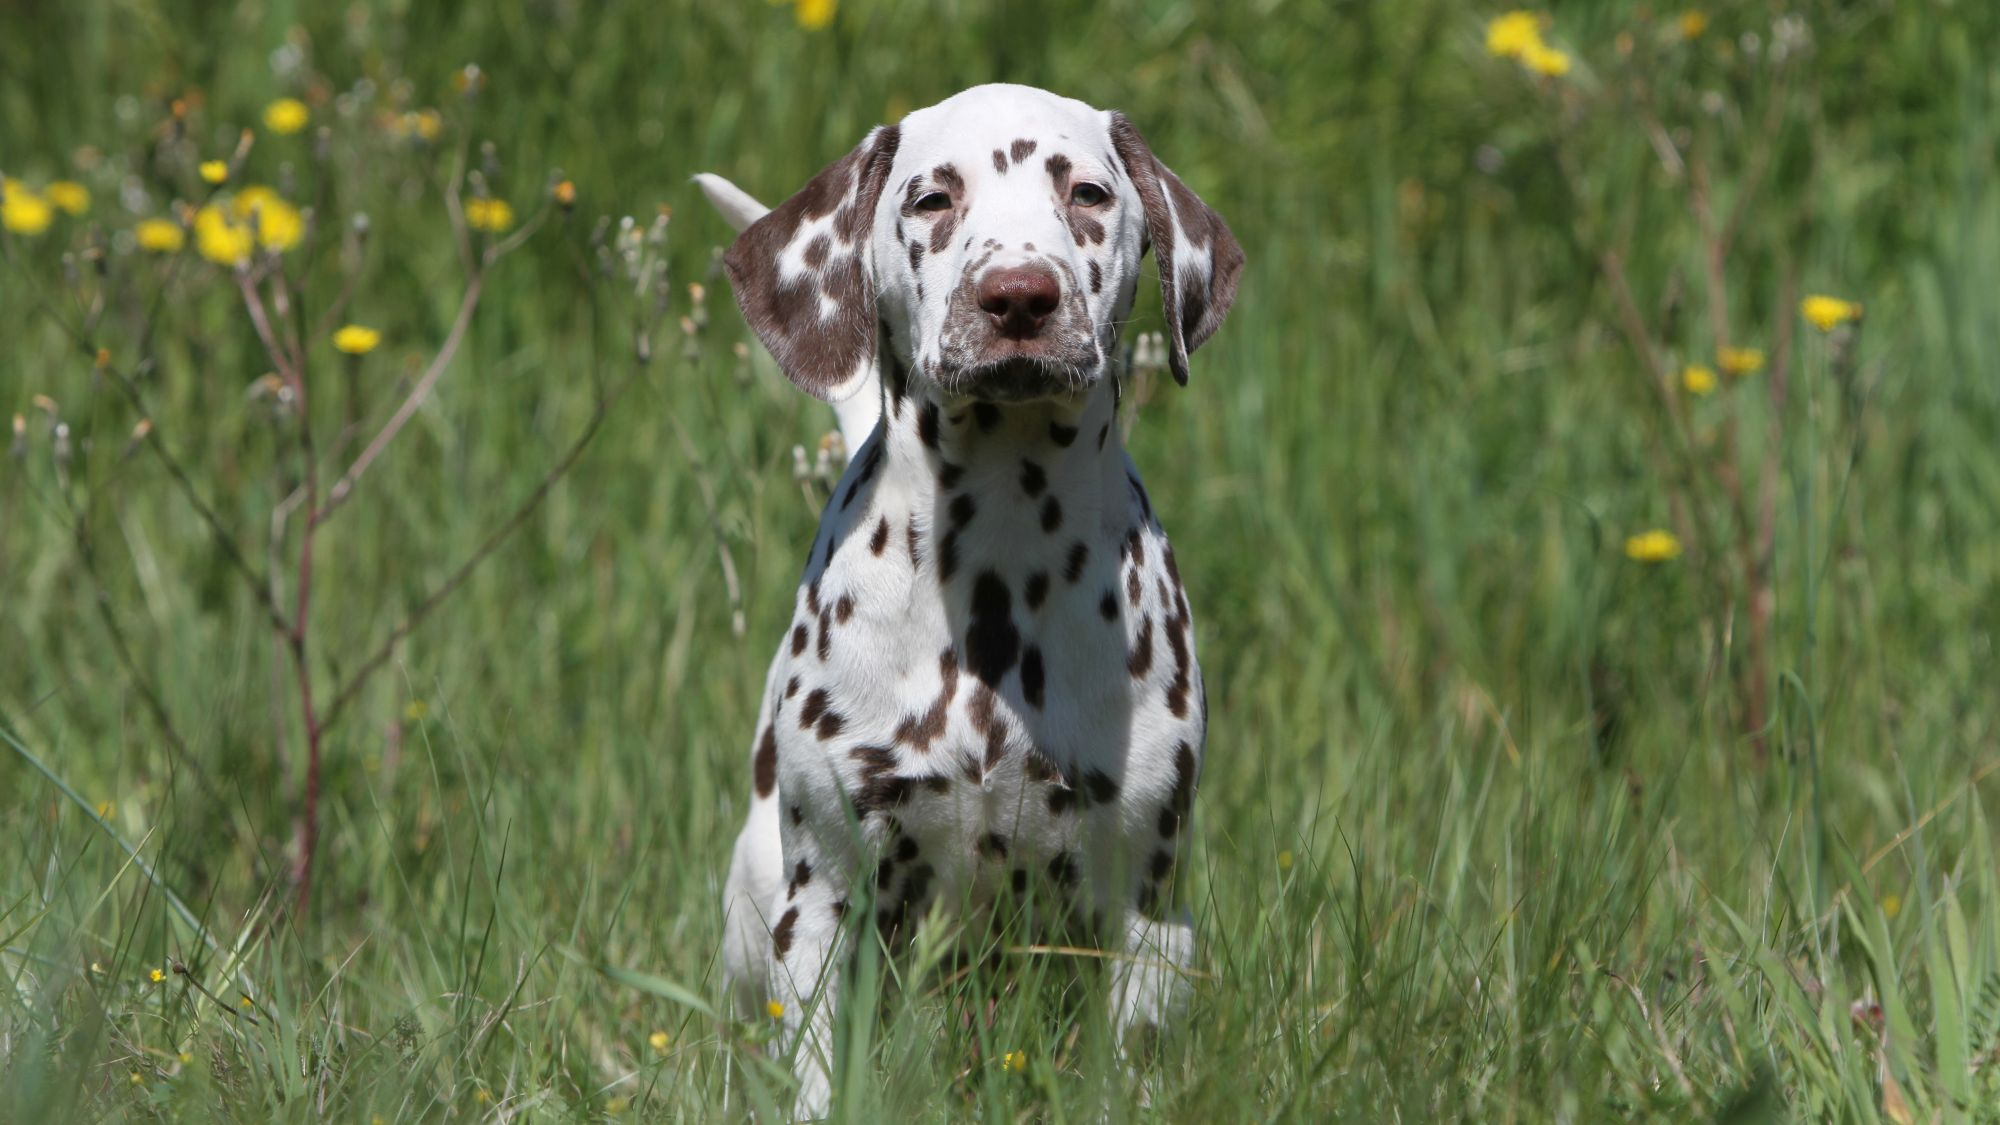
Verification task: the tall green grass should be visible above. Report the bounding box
[4,0,1999,1118]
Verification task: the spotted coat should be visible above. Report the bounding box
[711,83,1241,1118]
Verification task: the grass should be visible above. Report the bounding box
[4,0,2000,1119]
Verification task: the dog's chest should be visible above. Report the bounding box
[764,417,1203,910]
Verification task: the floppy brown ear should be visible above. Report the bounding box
[723,124,901,401]
[1108,113,1244,386]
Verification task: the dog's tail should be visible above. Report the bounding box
[693,172,881,457]
[693,173,770,233]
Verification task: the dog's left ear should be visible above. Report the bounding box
[723,124,901,402]
[1108,113,1244,386]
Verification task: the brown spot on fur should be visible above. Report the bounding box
[1010,138,1037,164]
[1128,616,1154,677]
[992,149,1008,174]
[895,648,960,751]
[1024,571,1050,610]
[1044,154,1071,194]
[870,515,890,555]
[836,594,855,624]
[791,623,809,656]
[1065,542,1090,583]
[1020,645,1045,708]
[1089,259,1102,293]
[773,907,799,958]
[754,726,778,797]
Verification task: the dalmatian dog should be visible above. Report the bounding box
[709,83,1241,1115]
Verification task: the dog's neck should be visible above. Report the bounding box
[875,363,1124,499]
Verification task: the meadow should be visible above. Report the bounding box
[4,0,1999,1119]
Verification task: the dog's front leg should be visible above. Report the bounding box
[769,860,848,1119]
[1110,906,1196,1052]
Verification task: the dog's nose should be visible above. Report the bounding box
[976,265,1061,338]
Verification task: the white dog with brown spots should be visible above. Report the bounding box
[704,83,1241,1116]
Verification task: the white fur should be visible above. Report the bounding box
[714,85,1215,1118]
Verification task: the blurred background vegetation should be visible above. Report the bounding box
[3,0,1999,1118]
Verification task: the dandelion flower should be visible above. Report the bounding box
[1277,850,1294,871]
[1677,11,1709,39]
[46,180,90,215]
[1485,11,1543,58]
[465,197,514,232]
[149,967,165,983]
[238,995,253,1009]
[263,98,310,135]
[130,1072,143,1085]
[1717,346,1764,377]
[1681,363,1717,396]
[178,1051,192,1064]
[135,218,186,253]
[333,324,382,355]
[1624,529,1683,562]
[199,160,229,185]
[1881,893,1902,919]
[1801,294,1861,331]
[232,186,303,250]
[1001,1050,1028,1073]
[193,206,254,264]
[648,1030,670,1052]
[765,999,785,1020]
[411,109,443,141]
[1522,41,1572,76]
[1,179,54,235]
[795,0,837,31]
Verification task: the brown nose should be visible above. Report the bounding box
[976,265,1062,337]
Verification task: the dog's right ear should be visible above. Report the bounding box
[722,125,900,403]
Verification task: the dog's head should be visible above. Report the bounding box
[724,84,1243,405]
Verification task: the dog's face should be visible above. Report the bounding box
[725,84,1242,405]
[875,86,1141,401]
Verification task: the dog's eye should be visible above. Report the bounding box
[1070,182,1109,207]
[914,191,953,212]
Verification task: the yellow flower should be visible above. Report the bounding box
[605,1097,629,1115]
[1001,1050,1028,1073]
[1717,346,1765,377]
[193,206,253,264]
[178,1051,192,1064]
[412,109,443,141]
[404,698,429,721]
[199,160,229,185]
[130,1072,143,1085]
[1681,363,1717,396]
[95,800,116,819]
[795,0,837,31]
[135,218,186,253]
[2,179,54,235]
[465,197,514,232]
[1624,529,1683,563]
[1277,850,1294,871]
[263,98,309,135]
[1881,893,1902,919]
[1485,11,1543,58]
[1522,41,1572,76]
[553,180,577,209]
[232,186,304,250]
[1801,294,1861,331]
[333,324,382,355]
[648,1030,670,1052]
[238,995,253,1009]
[765,999,785,1019]
[46,180,90,215]
[473,1087,491,1104]
[193,187,304,264]
[1677,11,1709,39]
[149,967,165,983]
